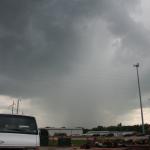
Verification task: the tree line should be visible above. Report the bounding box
[83,123,150,134]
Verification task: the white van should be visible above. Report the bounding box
[0,114,40,149]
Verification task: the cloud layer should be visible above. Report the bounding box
[0,0,150,128]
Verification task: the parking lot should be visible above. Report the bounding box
[40,147,72,150]
[39,147,138,150]
[39,147,150,150]
[38,147,130,150]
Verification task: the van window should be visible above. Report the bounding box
[0,114,38,135]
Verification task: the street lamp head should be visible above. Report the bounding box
[133,63,139,68]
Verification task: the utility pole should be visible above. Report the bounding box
[16,98,21,114]
[12,101,14,114]
[12,106,13,114]
[133,63,145,134]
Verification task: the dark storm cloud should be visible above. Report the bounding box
[1,0,149,127]
[0,0,32,31]
[100,0,150,62]
[0,0,108,97]
[0,0,83,96]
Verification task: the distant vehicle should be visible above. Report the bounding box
[0,114,39,149]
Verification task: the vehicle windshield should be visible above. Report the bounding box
[0,115,38,135]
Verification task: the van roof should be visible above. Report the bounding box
[0,113,35,118]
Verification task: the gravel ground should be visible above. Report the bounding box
[39,147,127,150]
[40,146,150,150]
[40,147,72,150]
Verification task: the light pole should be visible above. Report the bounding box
[16,98,21,114]
[133,63,145,134]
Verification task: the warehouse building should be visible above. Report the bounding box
[44,127,83,136]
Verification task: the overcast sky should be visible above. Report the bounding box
[1,0,150,128]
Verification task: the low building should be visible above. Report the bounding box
[44,127,83,136]
[84,131,135,137]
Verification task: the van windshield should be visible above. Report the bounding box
[0,115,38,135]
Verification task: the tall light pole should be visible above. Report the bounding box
[133,63,145,134]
